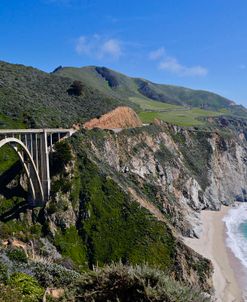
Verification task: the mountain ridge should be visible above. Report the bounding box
[54,65,236,110]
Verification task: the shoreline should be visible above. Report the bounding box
[184,206,244,302]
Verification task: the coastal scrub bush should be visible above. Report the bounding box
[8,272,44,301]
[75,263,210,302]
[0,261,8,282]
[6,248,28,263]
[32,262,81,288]
[0,284,23,302]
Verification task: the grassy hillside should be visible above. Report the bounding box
[0,61,138,129]
[55,66,241,110]
[0,60,246,128]
[54,65,233,110]
[55,65,247,126]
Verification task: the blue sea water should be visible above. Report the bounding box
[239,221,247,240]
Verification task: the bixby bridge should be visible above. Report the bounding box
[0,128,76,206]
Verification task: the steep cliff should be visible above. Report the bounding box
[2,119,247,301]
[75,120,247,238]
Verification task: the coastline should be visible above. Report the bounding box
[184,206,244,302]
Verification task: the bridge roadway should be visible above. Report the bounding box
[0,128,76,206]
[0,128,75,134]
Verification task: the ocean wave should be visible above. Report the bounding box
[223,203,247,269]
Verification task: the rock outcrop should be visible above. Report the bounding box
[78,121,247,238]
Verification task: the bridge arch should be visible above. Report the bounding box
[0,137,44,203]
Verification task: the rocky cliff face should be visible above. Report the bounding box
[78,120,247,237]
[42,135,214,293]
[3,119,246,299]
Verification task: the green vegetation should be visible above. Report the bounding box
[54,226,87,267]
[139,108,223,126]
[130,96,183,111]
[0,113,25,129]
[6,248,28,263]
[56,66,232,110]
[1,60,247,131]
[56,65,246,126]
[50,141,73,175]
[0,253,210,302]
[0,145,19,175]
[0,61,132,128]
[75,263,210,302]
[69,146,175,270]
[8,272,44,301]
[0,216,42,241]
[0,261,8,282]
[55,65,247,122]
[0,61,229,300]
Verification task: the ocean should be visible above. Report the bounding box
[223,203,247,300]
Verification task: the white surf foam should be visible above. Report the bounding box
[223,203,247,269]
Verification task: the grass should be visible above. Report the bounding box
[54,226,87,267]
[129,96,184,111]
[139,108,224,126]
[0,145,18,175]
[65,142,176,270]
[0,61,130,128]
[0,113,25,129]
[129,96,225,126]
[57,65,235,113]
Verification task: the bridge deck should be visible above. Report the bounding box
[0,128,75,134]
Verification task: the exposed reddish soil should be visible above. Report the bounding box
[83,106,142,130]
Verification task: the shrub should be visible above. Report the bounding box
[75,263,210,302]
[32,262,81,288]
[0,284,23,302]
[67,80,84,96]
[6,248,28,263]
[8,272,44,301]
[0,261,8,283]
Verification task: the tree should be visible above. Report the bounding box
[67,81,84,96]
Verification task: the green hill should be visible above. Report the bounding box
[0,61,136,129]
[54,65,236,110]
[54,65,247,126]
[0,60,247,128]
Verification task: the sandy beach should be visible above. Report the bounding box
[184,206,244,302]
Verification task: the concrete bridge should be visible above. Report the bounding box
[0,128,75,206]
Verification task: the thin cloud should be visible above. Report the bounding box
[159,57,208,77]
[101,39,122,59]
[75,35,122,60]
[149,47,165,60]
[149,47,208,77]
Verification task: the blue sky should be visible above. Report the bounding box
[1,0,247,105]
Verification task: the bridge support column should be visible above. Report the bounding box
[0,128,75,206]
[40,130,50,201]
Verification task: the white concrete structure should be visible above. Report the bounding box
[0,128,75,205]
